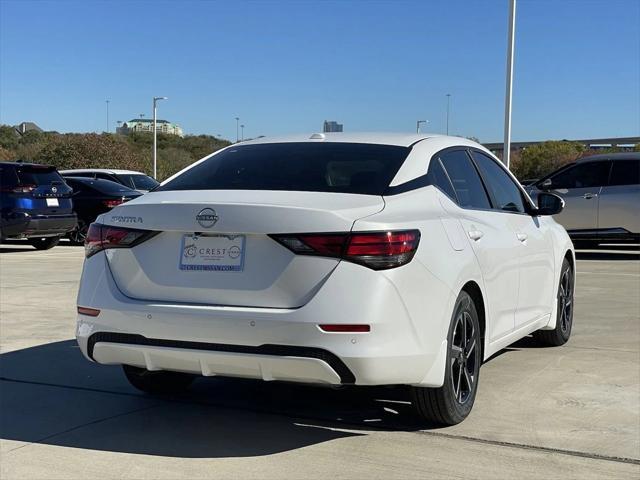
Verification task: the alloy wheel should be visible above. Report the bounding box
[450,306,478,405]
[558,266,574,334]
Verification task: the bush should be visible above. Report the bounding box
[0,126,231,181]
[510,141,586,181]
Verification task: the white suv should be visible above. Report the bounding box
[76,133,574,425]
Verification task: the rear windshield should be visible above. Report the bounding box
[66,178,137,195]
[91,179,138,195]
[117,174,159,190]
[157,142,411,195]
[17,167,64,186]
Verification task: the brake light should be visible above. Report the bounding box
[102,199,124,208]
[270,230,420,270]
[0,184,36,193]
[85,223,158,258]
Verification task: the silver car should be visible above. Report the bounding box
[528,153,639,246]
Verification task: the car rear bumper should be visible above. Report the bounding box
[76,252,455,387]
[1,212,77,239]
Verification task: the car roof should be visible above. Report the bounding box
[0,161,55,168]
[238,132,445,148]
[576,152,639,162]
[59,168,146,175]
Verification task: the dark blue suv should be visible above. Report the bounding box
[1,162,77,249]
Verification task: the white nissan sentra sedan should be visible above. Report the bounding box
[76,133,575,425]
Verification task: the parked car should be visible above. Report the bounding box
[60,169,159,193]
[528,153,640,247]
[76,133,574,425]
[63,177,141,244]
[0,162,76,249]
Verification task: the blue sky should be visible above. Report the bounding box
[1,0,638,142]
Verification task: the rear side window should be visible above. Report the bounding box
[157,143,411,195]
[608,160,640,186]
[550,161,611,189]
[471,151,526,213]
[16,167,64,186]
[427,157,457,201]
[438,150,491,209]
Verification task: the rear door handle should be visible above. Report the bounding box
[468,230,484,241]
[517,233,528,243]
[582,193,597,199]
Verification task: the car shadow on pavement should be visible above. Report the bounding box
[575,251,639,261]
[0,246,36,253]
[1,340,429,458]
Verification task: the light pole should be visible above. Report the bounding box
[416,120,428,133]
[105,100,110,133]
[446,94,451,135]
[240,124,245,141]
[235,117,240,142]
[153,96,168,179]
[503,0,516,169]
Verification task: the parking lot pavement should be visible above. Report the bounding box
[1,244,639,479]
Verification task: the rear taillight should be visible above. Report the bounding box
[0,184,36,193]
[270,230,420,270]
[85,223,158,258]
[102,199,124,208]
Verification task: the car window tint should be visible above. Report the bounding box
[438,150,491,209]
[608,160,640,186]
[550,161,611,189]
[0,167,19,187]
[157,143,411,195]
[16,168,64,186]
[92,180,137,195]
[427,157,457,201]
[118,174,158,190]
[471,151,525,213]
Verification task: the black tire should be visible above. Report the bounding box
[68,219,89,245]
[411,291,482,426]
[122,364,195,394]
[534,258,574,346]
[29,236,60,250]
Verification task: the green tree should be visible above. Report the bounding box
[510,141,585,180]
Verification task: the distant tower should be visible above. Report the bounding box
[323,120,343,133]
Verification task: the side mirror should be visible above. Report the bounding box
[535,192,564,216]
[539,178,553,190]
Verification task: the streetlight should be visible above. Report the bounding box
[503,0,517,169]
[240,124,245,141]
[235,117,240,142]
[445,94,451,135]
[416,120,428,133]
[153,96,168,179]
[105,100,110,133]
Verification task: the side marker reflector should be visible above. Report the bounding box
[319,324,370,333]
[77,306,101,317]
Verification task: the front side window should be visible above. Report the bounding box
[608,160,640,186]
[438,150,491,209]
[471,151,526,213]
[157,143,411,195]
[549,161,611,189]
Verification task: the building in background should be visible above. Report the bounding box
[14,122,43,135]
[323,120,343,133]
[116,118,184,137]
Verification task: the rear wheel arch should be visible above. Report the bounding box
[564,249,574,273]
[461,281,486,358]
